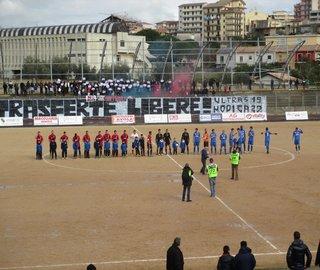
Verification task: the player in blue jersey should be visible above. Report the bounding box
[121,142,128,157]
[210,129,217,154]
[261,127,277,154]
[292,127,303,152]
[193,128,201,154]
[240,125,246,153]
[229,128,235,154]
[159,138,165,155]
[172,138,179,155]
[247,126,255,152]
[133,136,140,156]
[180,139,186,154]
[219,130,227,155]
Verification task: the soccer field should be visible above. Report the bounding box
[0,121,319,270]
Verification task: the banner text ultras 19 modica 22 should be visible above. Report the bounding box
[0,96,266,119]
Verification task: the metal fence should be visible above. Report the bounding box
[1,38,318,88]
[264,91,320,115]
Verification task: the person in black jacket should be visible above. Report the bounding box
[181,129,190,154]
[287,231,312,270]
[316,240,320,267]
[235,241,256,270]
[166,237,184,270]
[155,129,163,155]
[217,245,235,270]
[181,163,194,202]
[200,147,209,175]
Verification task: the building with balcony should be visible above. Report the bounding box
[156,21,179,35]
[294,0,320,21]
[203,0,246,41]
[244,11,268,35]
[178,2,206,34]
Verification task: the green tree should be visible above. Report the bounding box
[135,29,162,41]
[22,56,50,79]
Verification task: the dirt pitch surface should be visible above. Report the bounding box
[0,121,319,270]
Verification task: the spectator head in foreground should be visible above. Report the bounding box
[173,237,181,246]
[294,231,300,240]
[223,245,230,254]
[240,241,247,248]
[87,264,96,270]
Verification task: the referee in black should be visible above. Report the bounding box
[181,128,190,154]
[155,129,163,155]
[164,129,172,155]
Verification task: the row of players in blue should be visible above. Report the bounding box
[180,126,303,155]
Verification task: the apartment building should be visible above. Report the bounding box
[178,2,206,34]
[203,0,246,41]
[245,11,268,35]
[156,21,179,35]
[294,0,320,21]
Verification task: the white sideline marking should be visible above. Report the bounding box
[2,251,316,270]
[133,126,283,252]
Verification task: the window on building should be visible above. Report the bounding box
[120,40,125,47]
[117,55,121,62]
[220,56,224,62]
[267,55,272,60]
[249,56,253,60]
[240,56,243,63]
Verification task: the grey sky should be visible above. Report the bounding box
[0,0,297,28]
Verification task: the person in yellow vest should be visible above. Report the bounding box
[206,158,219,197]
[230,149,241,180]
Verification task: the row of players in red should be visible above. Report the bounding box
[35,129,151,146]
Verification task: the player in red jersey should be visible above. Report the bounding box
[111,130,119,157]
[72,133,81,158]
[102,129,111,157]
[35,131,43,160]
[48,130,57,159]
[95,131,103,157]
[60,131,69,159]
[83,131,91,158]
[121,130,129,156]
[147,131,152,156]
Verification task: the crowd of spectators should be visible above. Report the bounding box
[2,78,194,97]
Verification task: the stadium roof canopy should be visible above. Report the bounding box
[0,22,128,38]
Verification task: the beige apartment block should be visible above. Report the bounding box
[178,2,206,34]
[203,0,246,41]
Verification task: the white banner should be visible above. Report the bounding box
[111,115,135,125]
[34,116,59,126]
[0,117,23,127]
[244,112,267,121]
[199,114,212,122]
[222,113,246,122]
[199,113,223,122]
[285,111,308,120]
[58,116,83,126]
[144,114,168,124]
[168,114,192,123]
